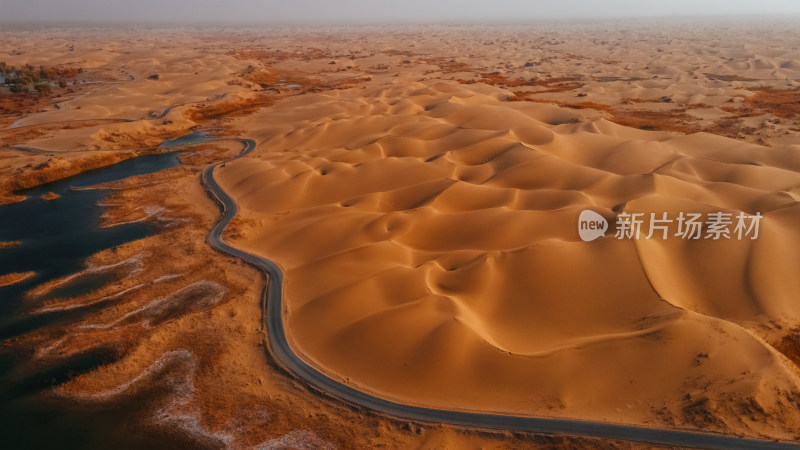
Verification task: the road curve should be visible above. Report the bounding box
[198,138,799,450]
[3,106,796,448]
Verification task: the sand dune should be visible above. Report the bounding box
[216,79,800,438]
[3,22,800,445]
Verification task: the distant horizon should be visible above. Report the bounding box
[3,0,800,25]
[2,14,800,29]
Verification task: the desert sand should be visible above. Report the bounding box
[2,18,800,447]
[217,79,800,438]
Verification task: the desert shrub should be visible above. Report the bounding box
[1,61,82,93]
[34,83,52,95]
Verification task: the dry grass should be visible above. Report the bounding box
[0,92,50,127]
[418,57,474,74]
[513,89,793,141]
[0,271,36,287]
[241,66,370,93]
[622,97,664,104]
[744,87,800,119]
[0,150,142,204]
[240,66,313,89]
[701,117,759,141]
[0,121,129,146]
[775,333,800,369]
[462,73,583,93]
[516,96,711,135]
[235,47,339,62]
[704,73,759,82]
[384,49,417,58]
[610,109,698,133]
[0,126,48,146]
[476,72,536,87]
[307,75,372,92]
[188,95,274,122]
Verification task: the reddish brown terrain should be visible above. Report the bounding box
[1,21,800,447]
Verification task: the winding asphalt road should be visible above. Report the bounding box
[3,131,798,448]
[201,138,800,450]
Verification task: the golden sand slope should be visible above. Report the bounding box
[2,24,799,443]
[216,80,800,439]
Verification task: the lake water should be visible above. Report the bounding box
[0,150,190,449]
[0,152,182,324]
[159,130,210,149]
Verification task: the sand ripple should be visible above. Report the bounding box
[216,79,800,436]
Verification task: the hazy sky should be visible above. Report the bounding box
[3,0,800,24]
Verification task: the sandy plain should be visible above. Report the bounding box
[1,18,800,447]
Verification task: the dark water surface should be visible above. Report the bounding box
[0,152,181,315]
[159,130,209,149]
[0,149,204,449]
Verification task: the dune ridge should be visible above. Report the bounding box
[3,23,800,445]
[215,79,800,438]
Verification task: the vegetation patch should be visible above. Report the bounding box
[0,62,83,94]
